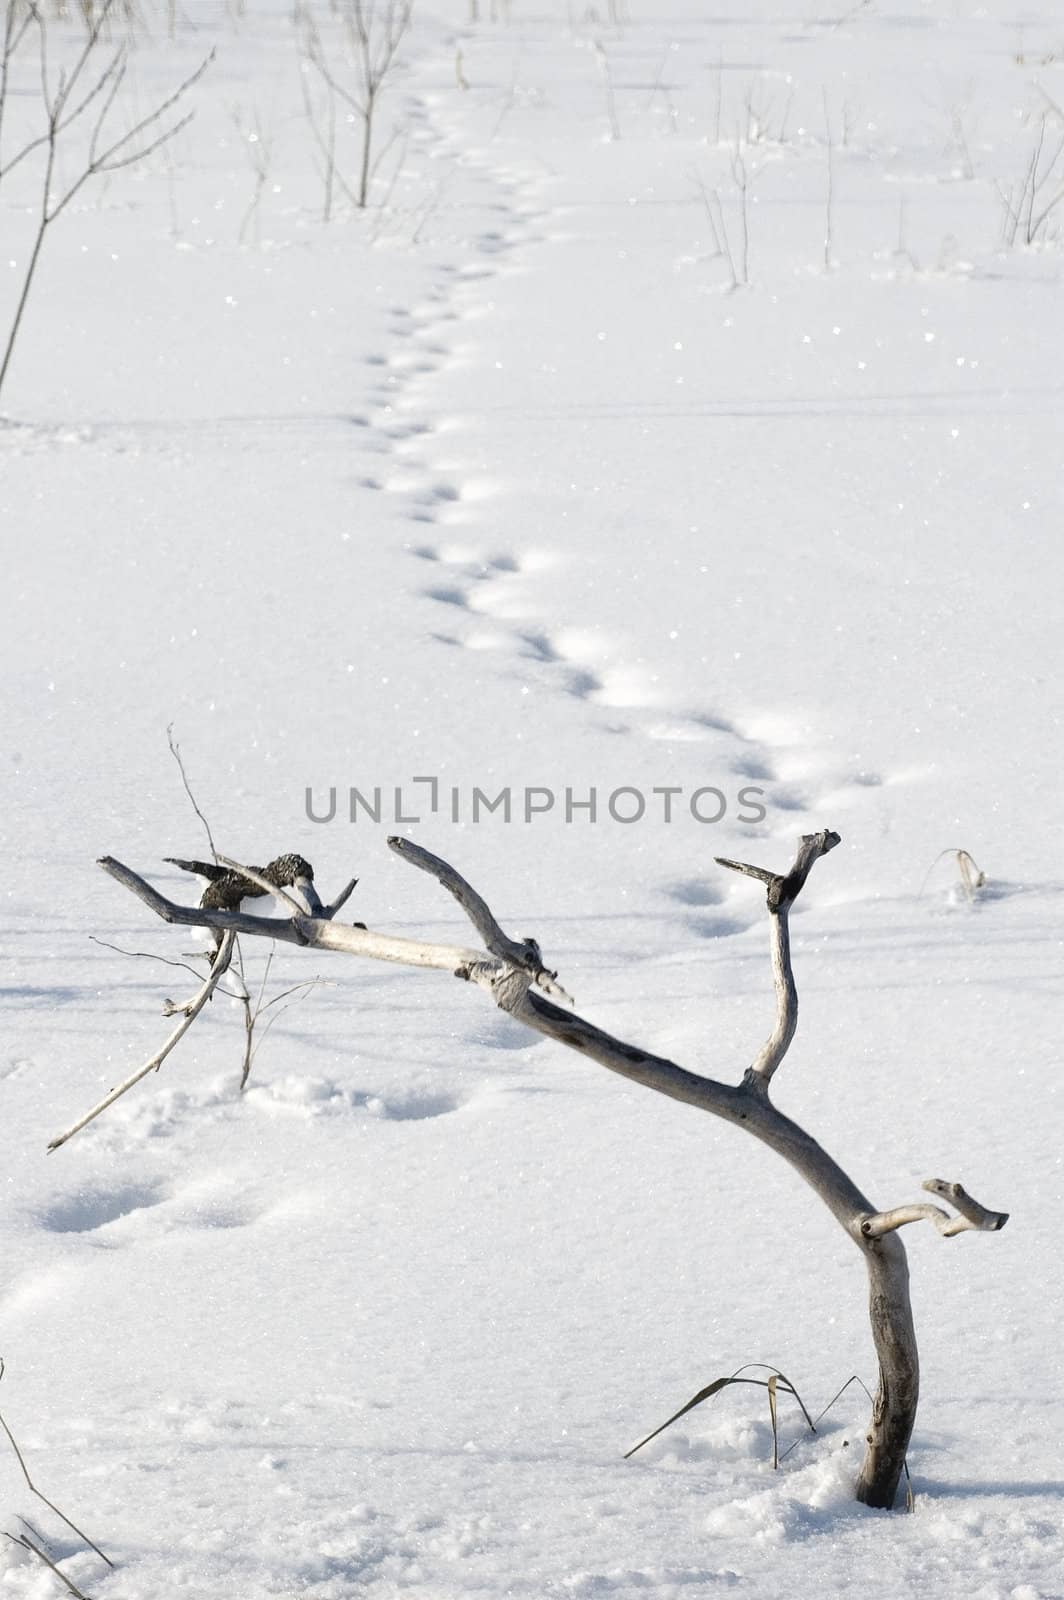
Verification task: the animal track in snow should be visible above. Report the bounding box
[645,710,737,742]
[64,1069,469,1161]
[347,103,877,848]
[413,541,540,622]
[386,353,443,376]
[346,81,900,867]
[665,879,726,908]
[414,481,461,504]
[443,262,496,283]
[467,1014,545,1053]
[731,753,775,781]
[246,1074,463,1123]
[412,543,527,573]
[349,103,555,687]
[383,421,435,443]
[38,1181,167,1234]
[362,456,499,524]
[423,584,471,608]
[408,538,864,833]
[412,555,846,830]
[375,474,460,502]
[661,878,759,943]
[686,914,752,940]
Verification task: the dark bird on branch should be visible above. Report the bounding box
[165,853,317,953]
[165,853,316,913]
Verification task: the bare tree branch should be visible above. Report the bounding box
[80,829,1007,1510]
[0,3,38,180]
[301,0,414,208]
[50,48,212,219]
[0,7,211,398]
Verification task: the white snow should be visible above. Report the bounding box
[2,0,1062,1595]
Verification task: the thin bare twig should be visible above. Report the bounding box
[48,931,236,1150]
[88,934,204,980]
[168,728,217,866]
[0,1362,112,1567]
[302,0,414,209]
[2,1531,94,1599]
[245,975,329,1083]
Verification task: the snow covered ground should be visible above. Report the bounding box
[2,0,1062,1594]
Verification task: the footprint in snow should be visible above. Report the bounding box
[413,543,521,572]
[245,1074,463,1123]
[38,1180,167,1235]
[687,914,753,940]
[664,879,727,909]
[423,584,472,608]
[384,421,435,442]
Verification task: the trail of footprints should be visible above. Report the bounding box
[409,547,820,805]
[354,286,509,526]
[345,88,887,943]
[3,1051,547,1321]
[1,1080,469,1305]
[351,92,554,527]
[410,537,883,947]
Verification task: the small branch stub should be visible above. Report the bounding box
[861,1181,1009,1240]
[716,829,841,912]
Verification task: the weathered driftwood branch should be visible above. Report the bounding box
[81,831,1008,1510]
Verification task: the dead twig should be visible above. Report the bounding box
[0,1361,112,1568]
[48,931,237,1150]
